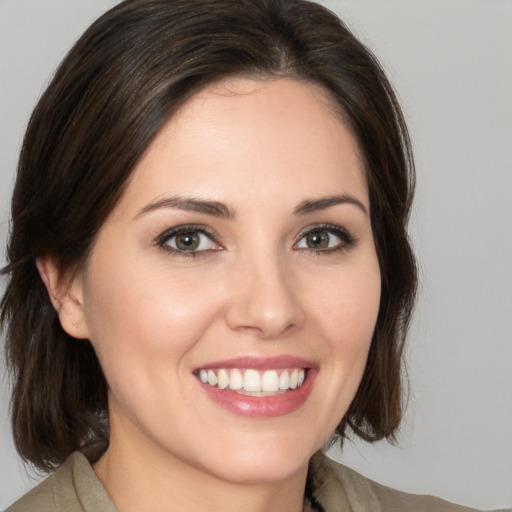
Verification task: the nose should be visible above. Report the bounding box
[224,253,305,340]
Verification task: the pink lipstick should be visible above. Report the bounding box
[195,356,317,418]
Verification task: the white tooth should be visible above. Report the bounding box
[279,370,290,390]
[207,369,218,386]
[217,369,229,389]
[199,369,208,383]
[229,369,243,390]
[244,369,261,392]
[261,370,279,392]
[297,369,305,387]
[238,390,280,397]
[289,369,298,389]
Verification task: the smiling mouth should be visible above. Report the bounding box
[196,368,307,396]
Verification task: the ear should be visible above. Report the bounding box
[36,256,90,339]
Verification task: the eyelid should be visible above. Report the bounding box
[155,224,222,254]
[294,223,356,252]
[154,222,355,257]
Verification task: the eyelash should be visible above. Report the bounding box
[156,224,221,258]
[295,223,357,255]
[155,223,356,258]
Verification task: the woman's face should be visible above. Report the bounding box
[74,78,381,484]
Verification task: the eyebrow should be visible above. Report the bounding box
[136,196,236,219]
[136,193,368,220]
[294,194,368,216]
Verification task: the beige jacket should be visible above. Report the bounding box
[6,451,505,512]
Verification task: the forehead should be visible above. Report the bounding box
[167,77,353,151]
[177,76,348,126]
[118,77,368,215]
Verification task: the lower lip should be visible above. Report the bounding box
[198,370,317,418]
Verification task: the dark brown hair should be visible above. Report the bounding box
[1,0,416,471]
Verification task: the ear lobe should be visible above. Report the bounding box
[36,256,90,339]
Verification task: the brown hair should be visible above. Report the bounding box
[1,0,416,471]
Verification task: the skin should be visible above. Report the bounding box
[41,77,381,512]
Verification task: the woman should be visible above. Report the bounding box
[0,1,501,511]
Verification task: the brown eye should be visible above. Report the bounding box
[304,231,330,249]
[295,225,355,253]
[162,228,218,253]
[175,232,200,251]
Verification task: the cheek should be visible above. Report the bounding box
[293,258,380,443]
[312,260,381,347]
[81,257,224,382]
[309,255,381,397]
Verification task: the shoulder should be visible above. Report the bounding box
[5,476,57,512]
[5,456,74,512]
[310,452,501,512]
[5,452,117,512]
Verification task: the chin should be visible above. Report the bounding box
[206,454,307,485]
[192,429,322,485]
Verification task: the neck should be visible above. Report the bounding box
[93,428,309,512]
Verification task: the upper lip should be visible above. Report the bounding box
[195,355,316,371]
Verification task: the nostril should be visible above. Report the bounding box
[223,264,305,338]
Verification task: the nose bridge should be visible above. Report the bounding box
[225,246,304,339]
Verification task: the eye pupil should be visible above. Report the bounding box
[176,232,199,250]
[306,231,329,249]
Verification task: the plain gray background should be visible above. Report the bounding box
[1,0,511,510]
